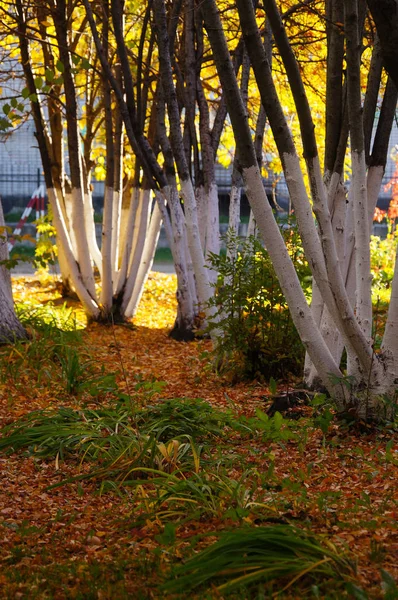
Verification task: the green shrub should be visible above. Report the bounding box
[370,231,396,304]
[207,229,310,381]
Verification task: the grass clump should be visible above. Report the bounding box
[0,302,117,399]
[162,525,356,597]
[135,397,232,441]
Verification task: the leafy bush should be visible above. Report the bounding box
[207,229,310,381]
[34,211,57,269]
[370,232,396,304]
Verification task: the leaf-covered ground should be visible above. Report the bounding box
[0,273,397,599]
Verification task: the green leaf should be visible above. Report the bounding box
[2,103,10,115]
[45,68,54,82]
[11,97,18,108]
[380,569,398,591]
[269,377,277,395]
[29,93,38,103]
[0,117,11,131]
[344,583,369,599]
[71,54,81,66]
[56,59,65,73]
[255,408,269,423]
[34,76,43,89]
[81,57,92,70]
[273,411,283,431]
[21,87,30,99]
[311,394,326,407]
[156,523,176,545]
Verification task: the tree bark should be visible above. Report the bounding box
[0,202,27,342]
[366,0,398,89]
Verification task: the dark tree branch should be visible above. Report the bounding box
[367,0,398,90]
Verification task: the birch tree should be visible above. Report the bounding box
[0,201,27,342]
[2,0,164,323]
[198,0,398,419]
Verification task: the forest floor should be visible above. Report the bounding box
[0,273,397,599]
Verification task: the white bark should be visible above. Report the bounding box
[111,189,122,276]
[100,185,114,312]
[351,151,373,338]
[206,182,220,254]
[185,234,198,309]
[127,189,151,278]
[120,189,151,314]
[180,178,212,309]
[195,184,207,250]
[115,186,139,296]
[242,164,344,396]
[0,202,26,341]
[48,188,100,318]
[205,182,220,285]
[118,184,134,267]
[305,179,348,386]
[165,185,195,327]
[84,191,102,275]
[303,155,375,377]
[124,201,163,318]
[246,210,257,238]
[71,187,97,299]
[64,189,78,259]
[229,184,241,236]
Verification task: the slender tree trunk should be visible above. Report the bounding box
[0,202,27,342]
[345,0,372,341]
[100,0,115,316]
[51,0,97,299]
[124,200,163,318]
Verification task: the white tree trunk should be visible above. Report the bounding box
[120,189,151,314]
[0,202,26,341]
[64,189,78,259]
[205,182,220,285]
[100,184,114,313]
[229,184,241,236]
[351,151,373,338]
[246,210,257,238]
[165,186,196,327]
[111,189,122,277]
[124,201,163,318]
[305,179,347,386]
[242,164,344,397]
[49,188,100,318]
[71,187,97,299]
[180,178,212,310]
[115,186,139,296]
[84,190,102,275]
[195,184,207,250]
